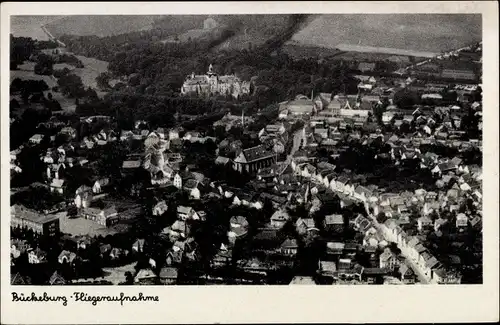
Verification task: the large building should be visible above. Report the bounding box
[180,64,251,99]
[279,95,318,119]
[233,145,276,173]
[441,69,477,81]
[11,205,60,237]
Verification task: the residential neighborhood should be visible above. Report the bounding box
[9,14,483,287]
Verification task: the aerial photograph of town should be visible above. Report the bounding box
[9,13,483,286]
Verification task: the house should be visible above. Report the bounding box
[326,242,345,256]
[58,250,77,264]
[47,163,66,180]
[233,145,276,174]
[278,238,298,257]
[173,173,183,189]
[358,62,376,73]
[318,260,337,277]
[11,239,30,259]
[456,213,468,228]
[353,185,373,202]
[153,201,168,216]
[29,134,44,144]
[470,216,482,230]
[177,206,199,221]
[361,267,387,283]
[422,254,441,280]
[50,178,65,194]
[432,267,462,284]
[295,218,317,235]
[166,220,191,239]
[432,161,457,176]
[132,239,146,253]
[134,268,157,285]
[92,178,110,194]
[99,244,112,256]
[122,159,142,170]
[11,273,32,285]
[28,248,47,264]
[109,248,127,260]
[48,271,66,285]
[434,218,448,232]
[165,243,184,265]
[215,156,231,166]
[379,248,397,271]
[74,185,93,208]
[417,216,433,232]
[289,276,316,285]
[159,267,178,285]
[81,206,119,227]
[183,179,201,199]
[324,214,344,233]
[398,263,416,284]
[209,245,232,269]
[59,126,77,139]
[228,216,249,244]
[270,209,290,229]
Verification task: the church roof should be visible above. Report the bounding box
[240,145,275,163]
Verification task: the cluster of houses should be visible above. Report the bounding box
[11,45,482,286]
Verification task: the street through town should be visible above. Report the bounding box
[364,207,430,284]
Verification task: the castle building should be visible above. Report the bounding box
[180,64,251,99]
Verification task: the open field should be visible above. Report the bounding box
[11,62,58,88]
[10,16,65,40]
[160,28,212,44]
[280,44,343,59]
[335,44,437,58]
[289,14,481,54]
[73,55,109,96]
[45,15,158,38]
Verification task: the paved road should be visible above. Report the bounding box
[364,207,430,284]
[286,127,304,162]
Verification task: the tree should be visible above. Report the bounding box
[376,212,388,224]
[57,73,87,98]
[34,54,54,76]
[124,271,134,284]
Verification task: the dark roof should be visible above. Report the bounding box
[362,267,387,276]
[159,267,178,278]
[242,145,275,163]
[48,271,66,285]
[325,214,343,225]
[358,62,376,72]
[281,238,298,248]
[11,272,32,285]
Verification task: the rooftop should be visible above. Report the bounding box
[11,205,59,224]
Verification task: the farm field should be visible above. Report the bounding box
[281,43,342,59]
[45,15,158,38]
[11,62,58,88]
[289,14,481,54]
[335,44,437,58]
[160,28,212,44]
